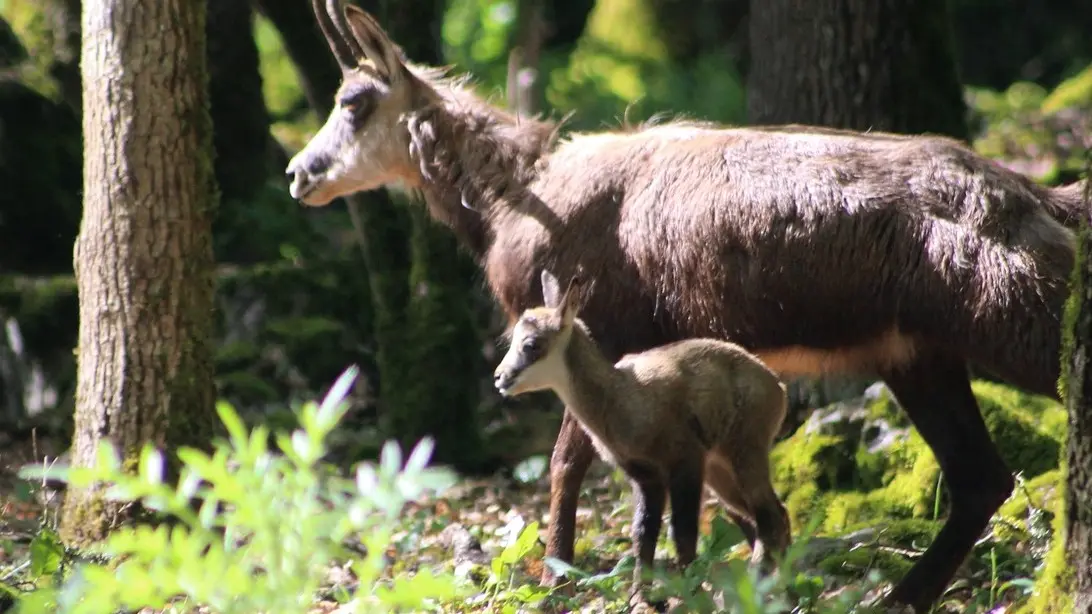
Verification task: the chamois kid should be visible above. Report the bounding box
[493,270,792,590]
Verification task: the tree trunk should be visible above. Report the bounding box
[356,0,488,472]
[62,0,218,546]
[206,0,281,264]
[746,0,968,141]
[1059,165,1092,613]
[207,0,271,207]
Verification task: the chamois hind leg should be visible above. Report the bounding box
[542,410,597,587]
[703,457,759,548]
[715,445,790,570]
[666,452,705,570]
[625,461,668,598]
[879,349,1014,612]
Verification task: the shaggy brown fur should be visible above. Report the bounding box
[494,270,791,598]
[286,3,1089,611]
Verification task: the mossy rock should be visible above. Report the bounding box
[995,468,1060,547]
[815,543,914,582]
[971,381,1065,478]
[771,380,1065,538]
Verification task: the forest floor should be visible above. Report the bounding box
[0,423,1034,614]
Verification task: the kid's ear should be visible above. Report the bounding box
[541,269,562,309]
[558,273,585,324]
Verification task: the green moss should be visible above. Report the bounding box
[996,469,1061,543]
[1018,469,1074,614]
[1061,225,1090,398]
[816,546,913,582]
[770,380,1066,540]
[972,381,1065,478]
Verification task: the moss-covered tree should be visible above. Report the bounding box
[62,0,218,545]
[746,0,968,141]
[1054,157,1092,612]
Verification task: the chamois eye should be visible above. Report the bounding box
[338,93,371,117]
[522,338,541,355]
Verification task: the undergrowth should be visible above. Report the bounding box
[0,368,1056,613]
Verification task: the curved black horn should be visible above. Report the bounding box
[327,0,367,65]
[311,0,356,69]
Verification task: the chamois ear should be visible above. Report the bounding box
[557,274,585,325]
[541,269,562,309]
[343,4,407,82]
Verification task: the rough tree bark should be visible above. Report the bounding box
[747,0,968,141]
[1058,160,1092,613]
[62,0,218,545]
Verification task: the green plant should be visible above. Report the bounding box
[16,366,466,614]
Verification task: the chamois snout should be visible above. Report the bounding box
[286,151,334,205]
[494,332,556,397]
[493,365,518,397]
[493,350,531,397]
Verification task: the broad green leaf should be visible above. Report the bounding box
[513,520,540,559]
[216,400,248,451]
[29,528,64,578]
[542,556,590,580]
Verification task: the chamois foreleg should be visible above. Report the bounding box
[879,349,1014,612]
[542,410,597,586]
[626,460,667,599]
[666,453,705,570]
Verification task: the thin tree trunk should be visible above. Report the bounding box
[62,0,218,546]
[1061,161,1092,612]
[207,0,271,207]
[747,0,968,141]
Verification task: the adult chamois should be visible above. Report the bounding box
[285,1,1088,610]
[494,269,791,600]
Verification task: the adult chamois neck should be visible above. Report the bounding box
[405,74,559,258]
[552,322,632,436]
